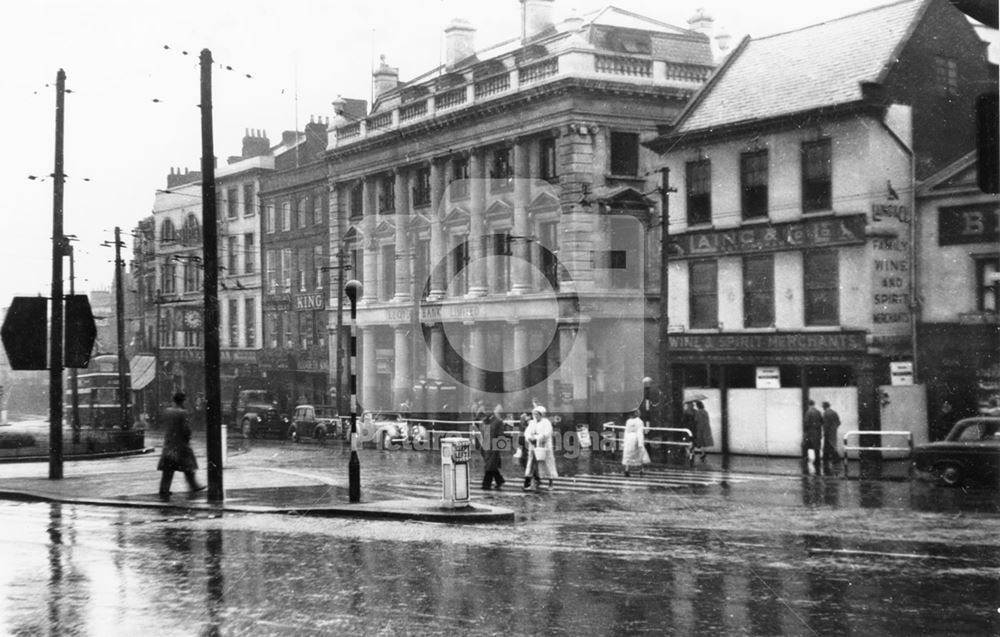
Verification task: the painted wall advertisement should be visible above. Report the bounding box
[870,199,912,351]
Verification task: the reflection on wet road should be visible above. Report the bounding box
[1,491,996,636]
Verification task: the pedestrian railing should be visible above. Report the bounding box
[841,430,913,476]
[601,423,695,464]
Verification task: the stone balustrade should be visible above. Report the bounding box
[329,48,711,150]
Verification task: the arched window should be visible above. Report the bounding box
[160,219,176,244]
[182,214,201,244]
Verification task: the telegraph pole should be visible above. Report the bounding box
[200,49,224,502]
[657,167,677,428]
[113,226,129,429]
[49,69,66,480]
[68,242,81,443]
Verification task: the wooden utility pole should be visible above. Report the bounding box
[200,49,224,502]
[49,69,66,480]
[114,226,129,428]
[657,167,677,428]
[68,242,81,443]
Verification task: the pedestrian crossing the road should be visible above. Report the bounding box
[381,467,782,499]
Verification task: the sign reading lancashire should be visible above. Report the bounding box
[668,214,866,259]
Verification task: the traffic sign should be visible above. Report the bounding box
[1,297,48,370]
[64,294,97,368]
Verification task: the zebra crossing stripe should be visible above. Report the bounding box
[558,475,718,487]
[640,468,779,481]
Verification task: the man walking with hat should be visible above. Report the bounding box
[157,392,205,500]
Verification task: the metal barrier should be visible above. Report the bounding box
[841,430,913,477]
[601,423,695,465]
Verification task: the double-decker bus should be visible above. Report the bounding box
[65,354,132,428]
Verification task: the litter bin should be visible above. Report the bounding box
[440,437,471,508]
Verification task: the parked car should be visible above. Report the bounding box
[289,404,339,443]
[237,389,293,440]
[911,417,1000,487]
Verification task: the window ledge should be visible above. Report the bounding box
[605,174,645,182]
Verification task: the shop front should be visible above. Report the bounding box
[668,331,879,457]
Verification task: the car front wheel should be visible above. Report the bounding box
[935,462,964,487]
[315,427,326,445]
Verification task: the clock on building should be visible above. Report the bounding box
[183,310,202,330]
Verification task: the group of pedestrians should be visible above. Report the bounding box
[802,400,842,465]
[475,403,558,491]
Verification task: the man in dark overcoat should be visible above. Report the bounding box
[479,404,507,489]
[821,401,842,462]
[158,392,204,499]
[802,400,823,464]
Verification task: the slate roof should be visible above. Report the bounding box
[673,0,928,135]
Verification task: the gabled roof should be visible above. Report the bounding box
[917,150,980,195]
[670,0,929,137]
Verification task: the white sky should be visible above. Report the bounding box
[0,0,987,306]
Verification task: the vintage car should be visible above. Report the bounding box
[911,417,1000,487]
[357,412,428,449]
[237,390,293,440]
[289,404,340,443]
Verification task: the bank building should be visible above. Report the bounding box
[324,1,720,421]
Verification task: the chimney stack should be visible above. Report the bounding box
[520,0,555,42]
[687,7,714,38]
[445,18,476,67]
[372,54,399,102]
[242,128,270,158]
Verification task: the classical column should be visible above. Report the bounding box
[393,167,412,302]
[559,322,588,407]
[427,323,445,380]
[428,160,446,300]
[361,177,377,302]
[510,320,530,409]
[360,326,377,411]
[392,325,411,408]
[468,149,487,297]
[511,139,532,294]
[467,323,485,398]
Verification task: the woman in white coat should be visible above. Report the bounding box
[523,406,558,490]
[621,408,651,477]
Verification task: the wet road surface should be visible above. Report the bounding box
[0,441,997,635]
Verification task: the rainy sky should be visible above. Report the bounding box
[1,0,980,306]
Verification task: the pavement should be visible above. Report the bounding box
[0,437,515,524]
